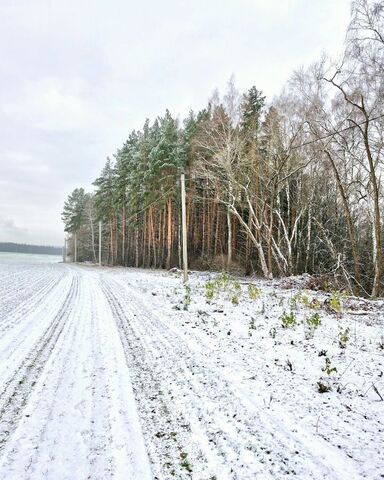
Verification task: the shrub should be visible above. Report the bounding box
[305,313,321,339]
[248,284,261,300]
[205,273,242,304]
[217,271,230,290]
[231,295,239,305]
[180,452,192,473]
[322,357,337,376]
[310,298,321,309]
[230,281,242,305]
[248,317,256,336]
[290,291,311,309]
[281,311,297,328]
[329,291,345,313]
[183,284,192,310]
[205,281,217,301]
[300,294,311,308]
[317,381,332,393]
[306,313,321,328]
[290,293,300,310]
[338,327,350,349]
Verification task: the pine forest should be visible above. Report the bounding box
[62,2,384,298]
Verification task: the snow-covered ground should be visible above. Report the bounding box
[0,257,383,479]
[0,252,62,264]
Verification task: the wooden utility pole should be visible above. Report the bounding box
[181,173,188,283]
[74,232,77,263]
[99,220,102,266]
[63,237,67,263]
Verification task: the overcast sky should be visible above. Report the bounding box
[0,0,351,246]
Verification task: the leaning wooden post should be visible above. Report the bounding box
[63,237,67,263]
[74,231,77,263]
[99,220,102,266]
[181,173,188,283]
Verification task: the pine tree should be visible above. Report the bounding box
[241,86,265,141]
[61,188,87,233]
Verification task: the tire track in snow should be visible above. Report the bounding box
[0,271,92,478]
[83,275,152,480]
[0,266,152,480]
[12,273,92,479]
[101,279,243,480]
[85,293,115,479]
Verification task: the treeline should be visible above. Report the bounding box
[0,243,62,255]
[62,0,384,297]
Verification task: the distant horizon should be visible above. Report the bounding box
[0,242,62,255]
[0,241,62,248]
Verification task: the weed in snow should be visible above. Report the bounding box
[281,311,297,328]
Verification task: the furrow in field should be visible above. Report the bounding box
[0,276,79,453]
[7,273,91,480]
[0,270,67,333]
[0,274,73,389]
[0,270,55,318]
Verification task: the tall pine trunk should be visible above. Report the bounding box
[166,198,172,269]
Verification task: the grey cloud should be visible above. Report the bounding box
[0,216,29,241]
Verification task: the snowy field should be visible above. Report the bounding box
[0,256,383,479]
[0,252,62,264]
